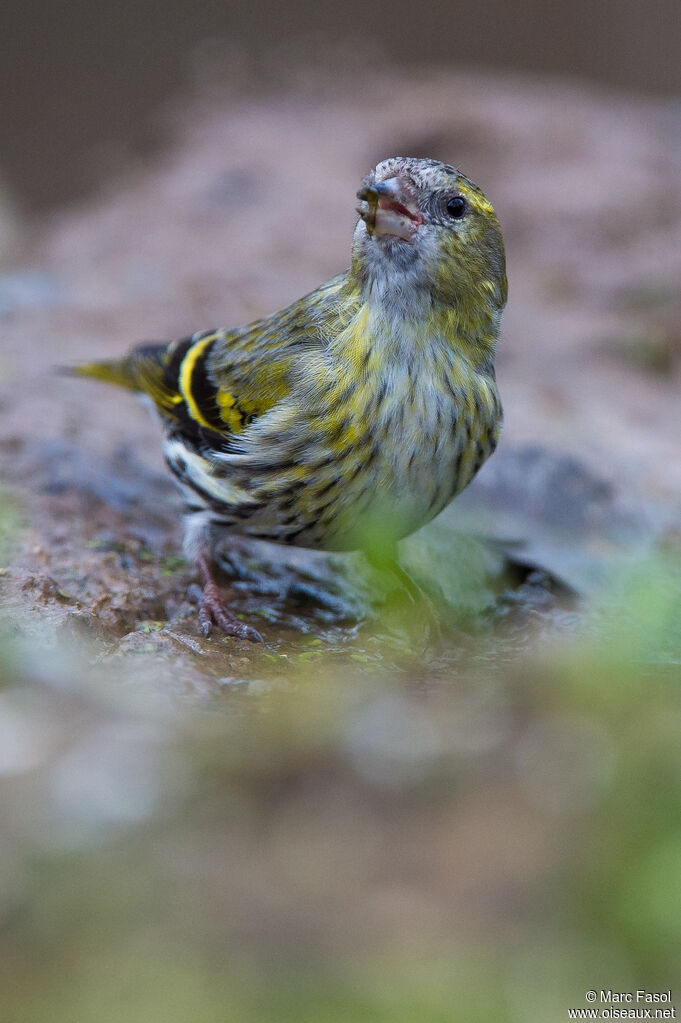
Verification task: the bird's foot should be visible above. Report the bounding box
[192,553,263,642]
[196,580,263,642]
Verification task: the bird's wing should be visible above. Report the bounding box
[69,273,349,449]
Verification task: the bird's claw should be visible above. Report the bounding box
[194,580,264,643]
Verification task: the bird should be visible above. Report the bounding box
[69,157,507,641]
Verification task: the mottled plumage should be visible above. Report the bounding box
[72,157,507,638]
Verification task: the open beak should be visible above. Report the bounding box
[357,177,423,241]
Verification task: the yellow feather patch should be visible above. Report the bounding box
[178,335,216,429]
[216,389,244,433]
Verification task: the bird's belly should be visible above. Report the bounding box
[308,403,496,551]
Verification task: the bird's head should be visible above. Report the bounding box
[352,157,507,325]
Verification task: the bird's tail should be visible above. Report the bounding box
[62,356,141,391]
[60,342,186,411]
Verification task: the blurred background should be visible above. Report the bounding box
[2,0,681,213]
[1,2,681,1021]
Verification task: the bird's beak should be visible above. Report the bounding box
[356,176,423,241]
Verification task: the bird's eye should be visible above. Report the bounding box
[446,196,466,219]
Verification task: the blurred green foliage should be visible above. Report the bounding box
[0,500,679,1021]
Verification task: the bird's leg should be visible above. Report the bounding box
[195,551,263,643]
